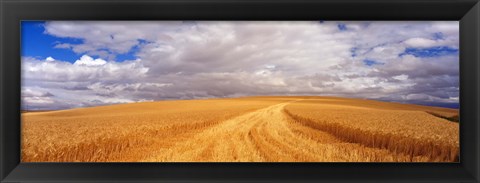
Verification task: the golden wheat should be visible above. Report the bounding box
[22,97,292,162]
[283,98,459,162]
[22,96,459,162]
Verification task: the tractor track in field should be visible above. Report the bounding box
[142,100,405,162]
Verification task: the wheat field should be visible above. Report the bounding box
[21,96,459,162]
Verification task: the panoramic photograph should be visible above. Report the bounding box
[21,21,459,162]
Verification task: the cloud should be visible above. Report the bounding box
[23,56,148,82]
[73,55,107,66]
[22,88,54,98]
[22,21,459,110]
[45,56,55,62]
[43,21,185,58]
[22,88,59,110]
[53,43,73,49]
[404,37,438,47]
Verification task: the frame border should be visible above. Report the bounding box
[1,0,479,182]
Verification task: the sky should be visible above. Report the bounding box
[21,21,460,110]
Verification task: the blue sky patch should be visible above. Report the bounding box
[399,46,458,58]
[116,52,137,61]
[350,47,358,57]
[433,32,444,40]
[116,39,152,61]
[22,21,84,62]
[22,21,141,63]
[363,59,384,66]
[337,23,347,31]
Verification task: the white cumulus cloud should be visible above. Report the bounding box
[74,55,107,66]
[21,21,459,110]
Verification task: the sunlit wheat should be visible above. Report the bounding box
[22,96,459,162]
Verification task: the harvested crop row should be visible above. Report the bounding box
[22,97,293,162]
[22,96,459,162]
[283,99,459,162]
[143,102,423,162]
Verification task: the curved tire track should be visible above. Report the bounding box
[142,101,411,162]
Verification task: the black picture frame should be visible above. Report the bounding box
[1,0,479,182]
